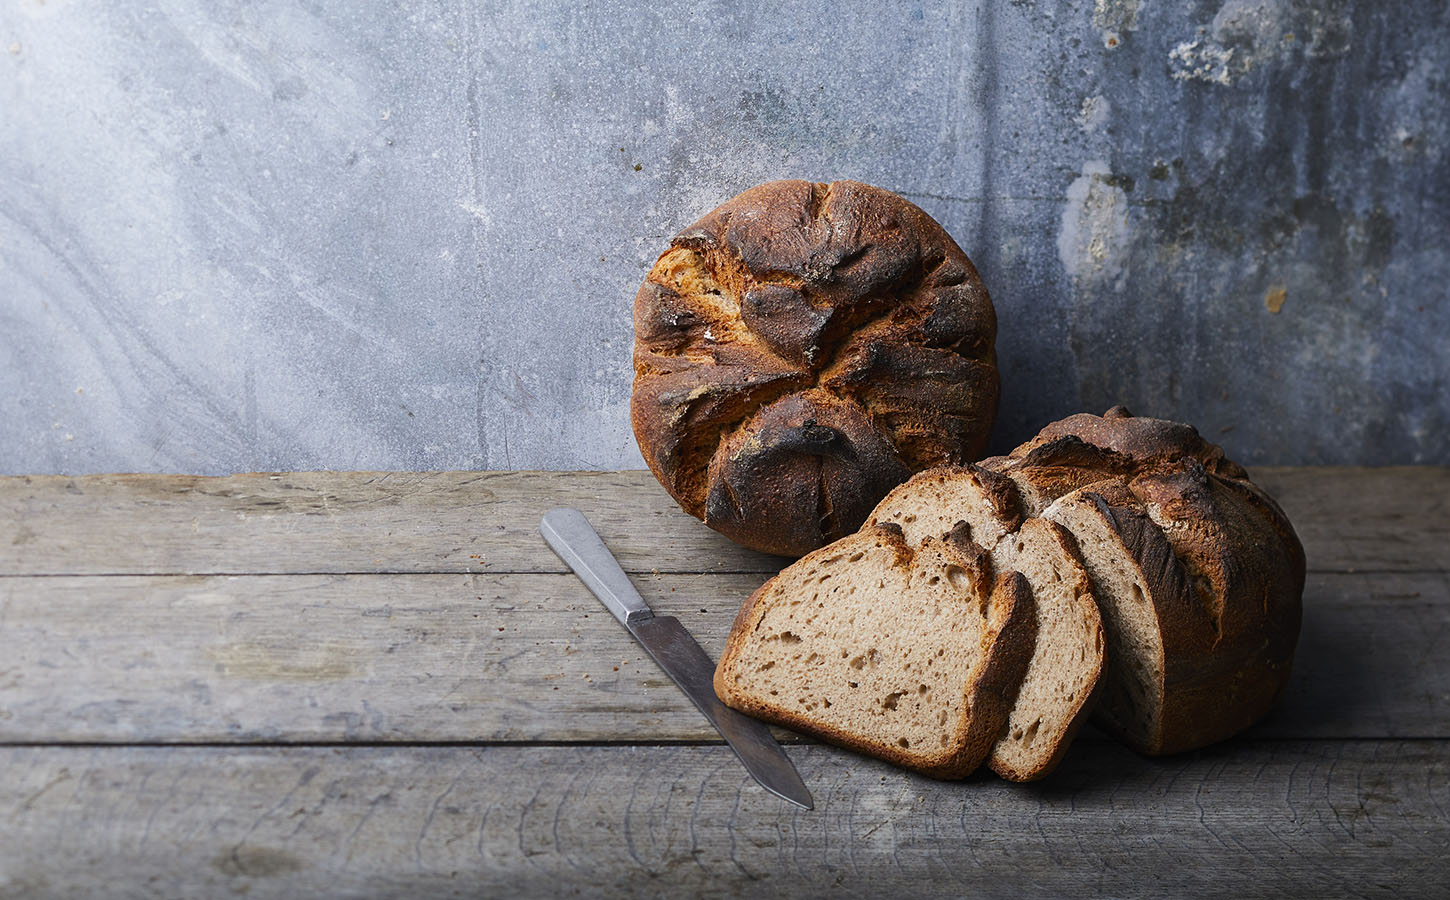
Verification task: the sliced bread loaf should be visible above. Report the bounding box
[713,523,1035,779]
[980,407,1304,756]
[869,467,1105,781]
[1043,462,1303,755]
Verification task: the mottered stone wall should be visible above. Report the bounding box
[2,1,1446,473]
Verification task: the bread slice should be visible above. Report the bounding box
[713,523,1035,779]
[980,518,1103,780]
[1041,486,1167,749]
[869,467,1105,781]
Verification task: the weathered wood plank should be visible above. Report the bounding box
[0,470,784,577]
[2,741,1445,899]
[2,570,1444,743]
[2,468,1445,577]
[1252,467,1450,573]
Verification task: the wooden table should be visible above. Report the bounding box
[2,468,1447,898]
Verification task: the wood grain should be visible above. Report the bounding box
[0,470,784,576]
[1,468,1445,896]
[2,570,1444,743]
[1252,467,1450,573]
[2,467,1444,577]
[2,741,1445,899]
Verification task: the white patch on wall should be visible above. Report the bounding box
[1057,161,1132,290]
[1077,95,1111,133]
[1092,0,1140,49]
[1169,39,1235,85]
[1171,0,1295,86]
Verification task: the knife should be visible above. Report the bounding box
[539,507,813,810]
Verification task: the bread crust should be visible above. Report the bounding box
[1019,409,1305,756]
[713,526,1034,779]
[633,180,998,557]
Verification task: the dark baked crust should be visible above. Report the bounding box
[988,405,1249,482]
[1016,408,1305,755]
[633,180,998,556]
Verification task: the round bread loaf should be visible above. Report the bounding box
[631,180,999,557]
[985,407,1306,755]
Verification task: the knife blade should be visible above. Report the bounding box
[539,507,813,810]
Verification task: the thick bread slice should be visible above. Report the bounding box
[868,467,1105,781]
[868,465,1023,549]
[713,523,1035,779]
[1043,487,1171,752]
[982,518,1103,780]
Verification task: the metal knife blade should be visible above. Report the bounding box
[539,507,813,810]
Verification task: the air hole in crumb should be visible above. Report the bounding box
[928,576,940,585]
[882,691,904,710]
[903,514,917,523]
[822,698,831,707]
[804,653,822,665]
[757,661,775,672]
[778,631,801,644]
[849,655,867,670]
[848,552,864,562]
[945,566,969,591]
[897,737,910,748]
[1023,718,1041,746]
[848,681,859,689]
[918,684,928,695]
[1131,583,1145,604]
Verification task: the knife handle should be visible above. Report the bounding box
[539,508,654,626]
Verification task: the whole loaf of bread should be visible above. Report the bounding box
[631,179,1000,557]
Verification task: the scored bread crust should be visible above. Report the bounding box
[714,523,1035,779]
[867,465,1105,781]
[632,179,999,557]
[1044,461,1303,755]
[997,408,1306,756]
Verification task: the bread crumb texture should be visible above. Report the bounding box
[714,523,1037,777]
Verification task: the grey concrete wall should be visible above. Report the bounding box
[2,0,1446,474]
